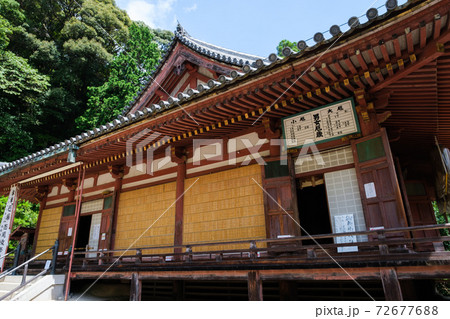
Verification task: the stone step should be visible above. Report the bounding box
[1,275,33,283]
[0,282,20,291]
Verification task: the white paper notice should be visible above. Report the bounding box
[67,227,73,237]
[364,182,377,199]
[334,214,358,253]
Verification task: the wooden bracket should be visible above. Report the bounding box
[171,146,187,164]
[108,165,129,179]
[377,111,392,124]
[34,185,49,203]
[354,88,367,107]
[62,178,76,190]
[185,61,198,74]
[259,118,280,139]
[374,91,392,109]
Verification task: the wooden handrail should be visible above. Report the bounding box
[72,235,450,261]
[71,223,450,257]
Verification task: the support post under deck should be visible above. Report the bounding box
[380,268,403,301]
[130,273,142,301]
[248,271,263,301]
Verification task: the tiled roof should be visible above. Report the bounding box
[175,24,265,67]
[119,23,266,116]
[0,0,425,176]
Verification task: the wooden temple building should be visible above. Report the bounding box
[1,0,450,301]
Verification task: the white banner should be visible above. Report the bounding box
[0,185,19,271]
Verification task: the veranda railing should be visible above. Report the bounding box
[68,223,450,268]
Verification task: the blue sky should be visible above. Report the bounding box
[115,0,407,58]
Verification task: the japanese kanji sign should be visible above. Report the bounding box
[282,98,360,149]
[0,185,19,271]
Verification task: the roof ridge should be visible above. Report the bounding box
[175,23,266,64]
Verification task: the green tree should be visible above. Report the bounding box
[276,39,299,57]
[0,0,131,161]
[0,197,39,229]
[0,0,50,161]
[76,22,172,130]
[0,196,39,249]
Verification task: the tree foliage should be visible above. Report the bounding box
[0,0,132,161]
[276,39,299,57]
[0,0,50,161]
[0,197,39,230]
[0,196,39,250]
[0,1,173,161]
[76,22,172,130]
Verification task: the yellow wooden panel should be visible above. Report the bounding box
[115,182,176,255]
[183,165,266,251]
[35,206,62,258]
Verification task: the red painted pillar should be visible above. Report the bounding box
[172,147,186,257]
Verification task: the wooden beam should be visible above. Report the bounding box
[355,51,368,70]
[321,63,338,81]
[405,28,414,53]
[419,21,427,49]
[342,55,357,73]
[380,42,390,63]
[130,273,142,301]
[380,268,403,301]
[332,61,348,77]
[392,36,402,58]
[71,264,450,282]
[248,271,263,301]
[369,34,447,93]
[433,15,442,40]
[310,67,328,85]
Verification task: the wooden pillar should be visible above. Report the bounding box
[108,165,128,251]
[173,280,184,301]
[280,281,297,301]
[130,272,142,301]
[248,271,263,301]
[31,186,48,256]
[380,268,403,301]
[171,147,187,256]
[18,232,29,264]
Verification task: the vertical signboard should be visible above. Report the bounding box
[0,185,19,271]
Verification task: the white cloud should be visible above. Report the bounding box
[126,0,176,29]
[184,3,197,13]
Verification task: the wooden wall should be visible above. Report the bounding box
[183,164,266,251]
[35,206,61,258]
[114,182,176,254]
